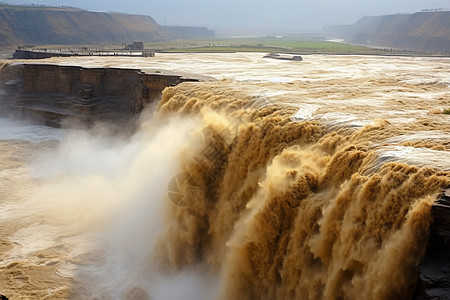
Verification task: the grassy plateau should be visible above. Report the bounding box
[143,37,444,56]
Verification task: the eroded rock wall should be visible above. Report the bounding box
[0,63,196,127]
[0,6,214,47]
[324,11,450,53]
[415,188,450,299]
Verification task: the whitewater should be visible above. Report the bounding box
[0,53,449,299]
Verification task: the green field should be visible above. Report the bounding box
[145,37,434,56]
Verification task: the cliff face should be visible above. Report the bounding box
[324,11,450,52]
[415,188,450,299]
[0,6,214,48]
[0,63,202,127]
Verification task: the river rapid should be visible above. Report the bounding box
[0,53,449,299]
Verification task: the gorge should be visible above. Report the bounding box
[0,54,449,299]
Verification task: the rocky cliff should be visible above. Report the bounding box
[0,63,205,127]
[415,187,450,299]
[324,11,450,52]
[0,5,214,48]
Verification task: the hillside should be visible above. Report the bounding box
[0,5,214,48]
[324,11,450,52]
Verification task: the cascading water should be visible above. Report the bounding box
[153,81,449,300]
[0,53,449,299]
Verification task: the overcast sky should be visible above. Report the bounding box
[3,0,449,32]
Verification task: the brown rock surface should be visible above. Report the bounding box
[324,11,450,52]
[0,5,213,48]
[0,63,205,127]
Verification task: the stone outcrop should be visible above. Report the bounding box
[415,187,450,299]
[0,63,205,127]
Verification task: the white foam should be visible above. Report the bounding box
[377,146,450,171]
[7,113,220,299]
[290,104,320,121]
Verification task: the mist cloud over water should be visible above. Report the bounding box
[0,111,222,299]
[33,114,222,299]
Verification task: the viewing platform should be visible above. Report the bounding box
[13,47,156,59]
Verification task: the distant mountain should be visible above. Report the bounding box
[0,5,214,48]
[323,11,450,52]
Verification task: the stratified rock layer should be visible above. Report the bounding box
[324,11,450,52]
[0,63,202,127]
[0,6,214,47]
[416,188,450,300]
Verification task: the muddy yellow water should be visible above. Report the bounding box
[0,54,449,299]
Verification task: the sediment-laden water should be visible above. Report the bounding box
[0,53,449,299]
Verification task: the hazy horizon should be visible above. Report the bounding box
[2,0,450,34]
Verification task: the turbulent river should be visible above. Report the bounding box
[0,53,449,299]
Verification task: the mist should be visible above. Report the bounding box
[3,0,450,32]
[41,115,218,299]
[0,109,221,299]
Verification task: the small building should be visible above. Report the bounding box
[124,42,144,50]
